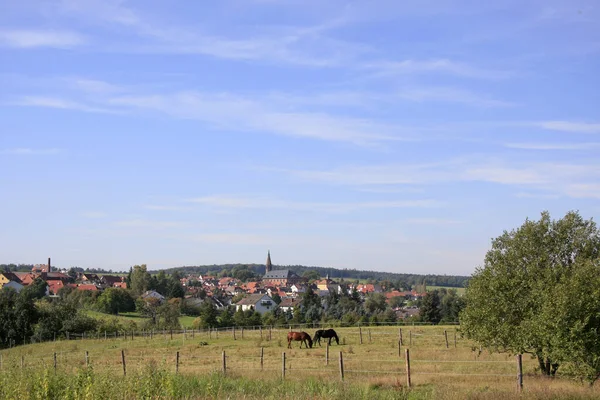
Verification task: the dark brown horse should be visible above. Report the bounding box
[287,331,313,349]
[313,329,340,346]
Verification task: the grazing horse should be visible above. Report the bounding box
[313,329,340,346]
[287,331,313,349]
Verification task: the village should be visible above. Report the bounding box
[0,253,429,323]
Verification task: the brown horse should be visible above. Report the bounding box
[287,331,313,349]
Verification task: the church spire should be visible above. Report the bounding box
[265,250,272,273]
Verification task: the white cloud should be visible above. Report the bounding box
[13,96,114,113]
[536,121,600,134]
[186,195,442,212]
[0,29,85,48]
[363,59,511,79]
[505,142,600,150]
[396,86,516,107]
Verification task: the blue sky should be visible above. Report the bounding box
[1,0,599,275]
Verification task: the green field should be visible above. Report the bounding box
[85,310,197,328]
[426,286,466,295]
[1,325,597,399]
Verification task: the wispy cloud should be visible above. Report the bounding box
[13,96,115,113]
[396,86,516,108]
[277,158,600,199]
[0,148,62,155]
[505,142,600,150]
[0,29,85,48]
[535,121,600,134]
[363,59,511,80]
[186,195,442,212]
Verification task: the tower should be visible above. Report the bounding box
[265,250,272,273]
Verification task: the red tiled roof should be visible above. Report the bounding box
[47,280,64,295]
[77,284,98,291]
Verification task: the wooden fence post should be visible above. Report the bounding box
[339,351,344,381]
[260,347,264,370]
[0,353,3,370]
[121,350,126,376]
[21,355,24,368]
[282,352,286,379]
[176,351,180,374]
[517,354,523,392]
[405,348,411,388]
[444,330,449,348]
[53,352,56,374]
[233,327,236,340]
[222,351,226,375]
[398,340,402,357]
[326,343,329,365]
[359,326,363,344]
[241,327,244,339]
[269,327,272,341]
[368,328,372,343]
[454,331,457,348]
[260,326,263,339]
[399,328,403,346]
[409,330,412,346]
[85,351,89,367]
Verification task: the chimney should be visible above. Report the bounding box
[48,257,51,273]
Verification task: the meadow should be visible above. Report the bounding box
[1,325,598,399]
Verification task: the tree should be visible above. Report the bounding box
[364,293,387,314]
[130,265,150,297]
[96,288,135,315]
[419,291,441,324]
[460,211,600,379]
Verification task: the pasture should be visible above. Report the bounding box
[1,325,598,399]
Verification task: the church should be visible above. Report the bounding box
[261,251,303,286]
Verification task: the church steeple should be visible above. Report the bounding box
[265,250,272,273]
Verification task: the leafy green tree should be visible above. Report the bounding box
[130,264,150,297]
[166,277,185,299]
[419,290,441,324]
[388,295,405,309]
[271,293,282,305]
[302,270,320,281]
[21,278,48,300]
[195,300,218,328]
[460,211,600,378]
[364,293,387,314]
[96,288,135,315]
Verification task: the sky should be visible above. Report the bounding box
[1,0,599,275]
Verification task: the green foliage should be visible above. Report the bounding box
[460,211,600,381]
[129,264,150,297]
[96,288,135,314]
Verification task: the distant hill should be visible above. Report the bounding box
[152,264,470,289]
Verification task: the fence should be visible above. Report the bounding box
[0,326,526,391]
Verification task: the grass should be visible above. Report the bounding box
[426,286,466,295]
[84,310,197,328]
[2,325,598,399]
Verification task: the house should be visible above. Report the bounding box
[235,293,277,314]
[40,272,71,283]
[100,275,124,287]
[47,280,65,296]
[262,269,304,286]
[355,284,383,294]
[0,272,23,289]
[77,284,99,292]
[278,297,303,315]
[113,282,127,289]
[13,272,35,286]
[3,280,24,293]
[141,290,165,303]
[81,273,101,283]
